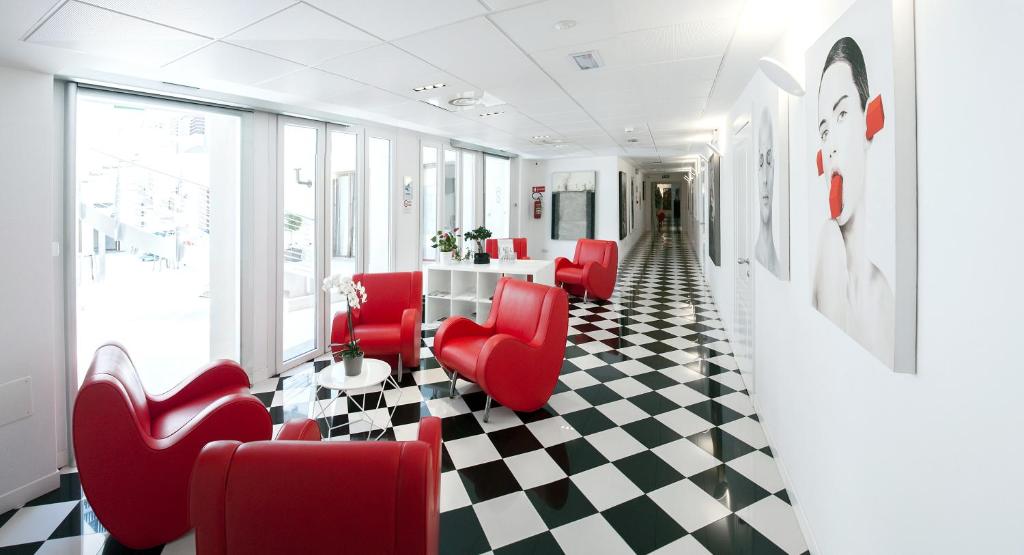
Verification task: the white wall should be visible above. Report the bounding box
[520,155,650,260]
[0,65,60,512]
[698,1,1024,553]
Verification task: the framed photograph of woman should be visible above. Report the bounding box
[752,72,790,281]
[805,0,917,373]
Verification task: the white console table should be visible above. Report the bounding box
[423,259,556,324]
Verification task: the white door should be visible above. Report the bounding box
[732,126,756,391]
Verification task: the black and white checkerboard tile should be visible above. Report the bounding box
[0,228,808,554]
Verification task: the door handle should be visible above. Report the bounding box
[737,258,749,264]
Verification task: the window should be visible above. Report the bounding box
[443,148,458,230]
[74,90,241,392]
[461,151,476,233]
[366,136,391,273]
[328,129,359,319]
[484,155,511,238]
[421,145,438,261]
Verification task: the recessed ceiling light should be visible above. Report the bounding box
[479,111,504,117]
[624,127,635,133]
[531,135,550,140]
[570,50,602,71]
[413,82,446,92]
[627,138,639,143]
[553,19,576,30]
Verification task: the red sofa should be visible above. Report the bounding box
[433,278,568,419]
[190,417,442,555]
[73,343,271,549]
[554,239,618,301]
[332,271,422,369]
[484,237,529,260]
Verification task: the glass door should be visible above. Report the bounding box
[461,150,477,234]
[443,148,458,231]
[365,131,393,273]
[326,126,361,322]
[73,89,242,393]
[421,145,439,261]
[279,117,324,365]
[484,154,511,238]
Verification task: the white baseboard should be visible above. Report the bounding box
[749,395,821,555]
[0,471,59,513]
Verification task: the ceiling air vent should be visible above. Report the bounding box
[570,50,602,71]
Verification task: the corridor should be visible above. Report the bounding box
[0,229,808,554]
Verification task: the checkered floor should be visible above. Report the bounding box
[0,228,809,554]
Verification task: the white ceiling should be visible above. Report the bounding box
[1,0,791,170]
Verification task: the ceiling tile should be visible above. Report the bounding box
[225,3,379,65]
[479,0,538,10]
[305,0,486,41]
[258,67,364,101]
[317,44,473,98]
[27,1,209,66]
[490,0,742,53]
[164,41,303,84]
[394,17,537,90]
[86,0,295,38]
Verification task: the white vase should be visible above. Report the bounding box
[439,250,453,265]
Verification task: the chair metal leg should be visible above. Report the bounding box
[448,372,458,398]
[583,291,589,303]
[483,396,493,423]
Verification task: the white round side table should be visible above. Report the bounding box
[313,357,401,440]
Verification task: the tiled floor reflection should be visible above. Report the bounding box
[0,228,808,554]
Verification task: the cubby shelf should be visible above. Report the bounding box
[423,259,556,324]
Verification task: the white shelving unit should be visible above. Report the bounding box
[424,259,556,324]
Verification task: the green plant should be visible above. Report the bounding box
[462,226,493,250]
[430,228,460,252]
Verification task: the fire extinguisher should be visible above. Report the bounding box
[531,186,544,219]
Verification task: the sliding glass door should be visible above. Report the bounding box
[484,154,511,238]
[327,128,360,319]
[461,151,477,232]
[365,133,392,273]
[279,118,323,363]
[73,90,242,392]
[421,145,438,261]
[278,118,391,368]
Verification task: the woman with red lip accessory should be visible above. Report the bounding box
[812,36,894,367]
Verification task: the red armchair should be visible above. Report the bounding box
[190,417,442,555]
[73,343,271,549]
[433,278,568,419]
[554,239,618,301]
[485,237,529,260]
[332,271,422,369]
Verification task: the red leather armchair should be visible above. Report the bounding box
[484,237,529,260]
[332,271,422,369]
[190,417,442,555]
[73,343,271,549]
[434,279,568,419]
[554,239,618,301]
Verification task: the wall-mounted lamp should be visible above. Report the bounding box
[758,57,805,96]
